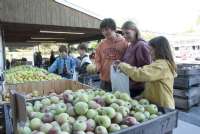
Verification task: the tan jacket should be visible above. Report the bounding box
[95,34,128,81]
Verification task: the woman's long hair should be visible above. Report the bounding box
[149,36,176,74]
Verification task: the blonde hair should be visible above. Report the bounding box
[122,21,141,40]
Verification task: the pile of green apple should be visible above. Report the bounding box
[18,90,162,134]
[5,65,62,84]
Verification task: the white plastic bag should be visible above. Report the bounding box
[110,65,130,95]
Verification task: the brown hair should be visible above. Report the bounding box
[59,45,68,53]
[149,36,177,73]
[122,21,141,40]
[78,43,88,51]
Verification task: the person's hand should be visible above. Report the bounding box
[112,60,121,71]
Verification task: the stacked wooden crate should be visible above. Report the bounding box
[174,64,200,110]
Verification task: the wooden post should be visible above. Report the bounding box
[0,26,5,71]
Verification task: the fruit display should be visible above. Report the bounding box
[17,90,163,134]
[5,65,62,84]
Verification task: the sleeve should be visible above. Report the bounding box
[136,43,151,66]
[70,58,76,74]
[119,61,166,82]
[95,43,102,72]
[48,58,58,73]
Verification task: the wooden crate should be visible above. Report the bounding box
[4,79,91,97]
[174,87,200,110]
[174,75,200,89]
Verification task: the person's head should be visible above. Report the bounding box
[78,43,87,56]
[59,45,68,57]
[51,50,54,55]
[100,18,117,39]
[122,21,140,43]
[149,36,176,72]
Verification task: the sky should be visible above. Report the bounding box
[57,0,200,34]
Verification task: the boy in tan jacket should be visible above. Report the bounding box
[95,18,128,91]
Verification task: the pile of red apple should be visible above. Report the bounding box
[18,89,162,134]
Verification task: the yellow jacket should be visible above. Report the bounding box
[119,59,176,109]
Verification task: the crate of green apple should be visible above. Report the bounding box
[17,90,178,134]
[5,65,62,84]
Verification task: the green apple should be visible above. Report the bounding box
[50,96,60,104]
[56,113,69,124]
[124,101,132,109]
[113,91,121,98]
[149,114,158,119]
[61,122,72,133]
[73,120,87,131]
[17,126,31,134]
[41,98,51,106]
[40,123,53,133]
[110,103,119,111]
[102,107,116,119]
[114,99,125,106]
[134,112,146,122]
[139,99,150,106]
[88,100,101,109]
[95,126,108,134]
[103,93,116,105]
[30,118,42,130]
[112,112,123,124]
[26,105,34,113]
[119,93,130,101]
[96,115,111,128]
[86,109,98,119]
[130,99,139,109]
[86,119,96,131]
[77,116,87,122]
[108,124,120,133]
[75,102,88,115]
[146,104,158,114]
[56,103,67,114]
[117,106,130,117]
[35,112,44,120]
[144,111,150,119]
[135,105,145,112]
[120,125,129,129]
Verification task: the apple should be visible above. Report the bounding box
[48,127,60,134]
[88,101,101,109]
[135,105,145,112]
[139,99,150,106]
[102,107,116,119]
[17,126,31,134]
[124,101,132,109]
[96,115,111,128]
[108,124,120,133]
[26,105,34,113]
[103,93,116,105]
[67,106,76,116]
[31,131,45,134]
[40,123,53,133]
[56,113,69,124]
[41,98,51,106]
[75,102,88,115]
[86,109,98,119]
[29,112,37,119]
[113,91,121,98]
[86,131,95,134]
[59,132,70,134]
[123,116,138,126]
[117,106,130,117]
[110,103,119,111]
[68,116,76,124]
[63,92,74,103]
[93,97,105,106]
[50,96,60,104]
[77,94,89,102]
[73,120,87,131]
[130,99,139,109]
[56,103,67,114]
[95,126,108,134]
[30,118,42,130]
[77,116,87,122]
[86,119,96,131]
[114,99,125,106]
[61,122,72,133]
[149,114,158,119]
[146,104,158,114]
[120,125,128,129]
[119,93,130,101]
[73,131,86,134]
[134,112,146,122]
[34,101,43,112]
[35,112,45,120]
[112,112,123,124]
[42,112,54,123]
[144,111,150,119]
[26,102,33,107]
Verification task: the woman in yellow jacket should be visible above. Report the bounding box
[115,36,176,109]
